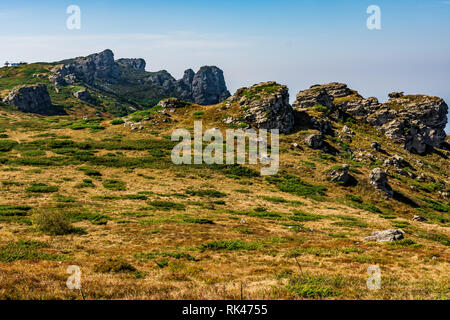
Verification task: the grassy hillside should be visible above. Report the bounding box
[0,92,448,300]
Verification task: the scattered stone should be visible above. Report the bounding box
[369,168,394,199]
[383,155,411,169]
[412,215,427,222]
[328,164,351,185]
[362,229,405,242]
[305,133,323,149]
[342,125,354,136]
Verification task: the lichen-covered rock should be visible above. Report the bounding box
[3,84,55,114]
[362,229,405,242]
[369,168,394,199]
[230,82,295,133]
[292,86,333,110]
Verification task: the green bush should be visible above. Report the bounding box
[94,258,136,273]
[103,179,126,191]
[0,140,18,152]
[26,183,59,193]
[34,211,77,235]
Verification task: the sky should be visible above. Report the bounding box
[1,0,449,132]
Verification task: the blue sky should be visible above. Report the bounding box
[1,0,449,131]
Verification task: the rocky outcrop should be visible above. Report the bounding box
[2,84,58,114]
[49,50,231,106]
[363,229,405,242]
[228,82,295,134]
[369,95,448,155]
[51,49,120,86]
[116,58,146,71]
[294,82,449,155]
[369,168,393,199]
[190,66,230,105]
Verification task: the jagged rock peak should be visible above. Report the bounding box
[190,66,230,105]
[229,81,295,134]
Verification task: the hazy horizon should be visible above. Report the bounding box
[1,0,449,132]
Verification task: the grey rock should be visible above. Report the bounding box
[342,125,354,136]
[74,89,96,104]
[305,133,324,149]
[190,66,230,105]
[362,229,405,242]
[3,84,56,114]
[116,58,146,71]
[369,168,394,199]
[412,215,427,222]
[328,164,351,185]
[292,86,333,110]
[383,155,411,169]
[231,82,295,134]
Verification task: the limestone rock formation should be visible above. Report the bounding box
[293,82,449,155]
[369,168,394,199]
[229,82,295,134]
[49,49,231,106]
[2,84,55,114]
[116,58,146,71]
[190,66,230,105]
[362,229,405,242]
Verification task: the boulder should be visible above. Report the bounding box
[3,84,57,114]
[412,215,427,222]
[74,89,97,104]
[369,168,394,199]
[230,82,295,134]
[383,155,411,169]
[362,229,405,242]
[305,133,324,149]
[328,164,351,185]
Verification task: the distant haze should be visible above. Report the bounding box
[1,0,449,132]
